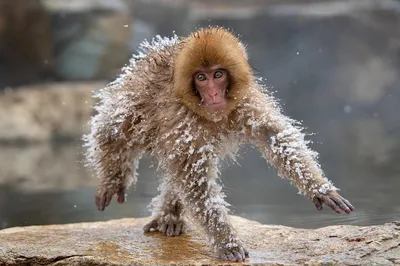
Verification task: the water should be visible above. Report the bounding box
[0,141,398,230]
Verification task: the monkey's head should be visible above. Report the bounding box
[174,27,252,121]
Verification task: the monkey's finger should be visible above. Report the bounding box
[117,193,125,204]
[312,197,323,210]
[174,222,183,236]
[143,223,152,232]
[166,223,175,237]
[218,251,229,261]
[96,194,105,211]
[232,250,244,262]
[339,195,355,211]
[159,223,167,234]
[237,246,246,260]
[331,197,351,214]
[117,188,125,204]
[324,197,342,214]
[104,192,113,208]
[143,219,158,232]
[244,248,249,258]
[181,223,188,234]
[225,251,236,261]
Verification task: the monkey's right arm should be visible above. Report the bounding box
[85,101,141,211]
[242,89,354,214]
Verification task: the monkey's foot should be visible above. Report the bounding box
[143,215,187,237]
[217,241,249,262]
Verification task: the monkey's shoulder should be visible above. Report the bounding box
[129,35,181,74]
[134,46,178,72]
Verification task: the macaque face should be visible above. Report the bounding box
[193,65,229,111]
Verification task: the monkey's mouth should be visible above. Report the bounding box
[202,101,227,111]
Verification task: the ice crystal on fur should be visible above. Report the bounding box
[84,27,347,262]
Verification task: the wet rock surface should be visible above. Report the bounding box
[0,216,399,265]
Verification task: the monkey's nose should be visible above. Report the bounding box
[209,91,218,99]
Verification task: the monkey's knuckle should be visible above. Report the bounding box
[218,241,247,261]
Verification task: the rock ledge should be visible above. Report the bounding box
[0,216,399,265]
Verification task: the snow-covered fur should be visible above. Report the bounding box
[83,27,337,257]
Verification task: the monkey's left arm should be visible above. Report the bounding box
[242,88,354,214]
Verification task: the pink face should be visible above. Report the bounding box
[193,65,229,111]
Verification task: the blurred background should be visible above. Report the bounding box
[0,0,399,230]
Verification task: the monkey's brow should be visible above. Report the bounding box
[196,64,225,72]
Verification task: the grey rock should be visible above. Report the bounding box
[42,0,129,12]
[0,0,53,88]
[0,216,399,265]
[0,82,104,142]
[52,12,133,81]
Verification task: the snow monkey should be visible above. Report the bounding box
[84,27,354,262]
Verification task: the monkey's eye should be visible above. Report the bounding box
[197,73,207,81]
[214,70,224,79]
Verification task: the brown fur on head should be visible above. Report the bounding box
[174,27,252,121]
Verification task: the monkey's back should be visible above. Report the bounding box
[85,36,181,154]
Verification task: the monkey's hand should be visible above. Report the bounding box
[217,238,249,262]
[312,190,354,214]
[143,214,187,237]
[95,185,126,211]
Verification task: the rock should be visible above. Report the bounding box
[46,0,134,81]
[52,11,133,81]
[0,0,53,89]
[0,82,104,142]
[42,0,130,12]
[0,216,399,265]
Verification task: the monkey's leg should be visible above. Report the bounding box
[177,170,249,261]
[143,182,187,236]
